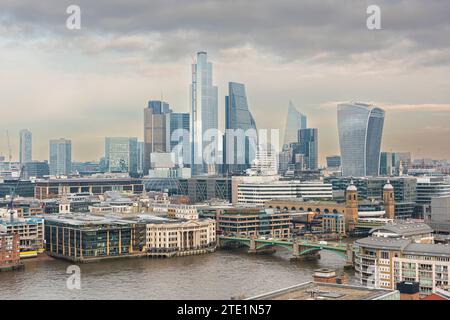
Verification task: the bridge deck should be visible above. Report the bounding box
[218,236,347,252]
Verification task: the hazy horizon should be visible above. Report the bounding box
[1,1,450,165]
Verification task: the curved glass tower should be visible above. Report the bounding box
[224,82,258,174]
[337,102,385,177]
[283,101,307,147]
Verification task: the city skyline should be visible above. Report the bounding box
[2,1,450,164]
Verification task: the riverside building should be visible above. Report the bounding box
[354,233,450,296]
[44,213,216,261]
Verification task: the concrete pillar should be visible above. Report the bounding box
[248,238,257,253]
[293,241,299,257]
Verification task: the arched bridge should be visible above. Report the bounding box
[218,236,352,262]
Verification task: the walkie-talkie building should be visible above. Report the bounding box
[337,102,385,177]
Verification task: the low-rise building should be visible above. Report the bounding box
[150,203,199,220]
[354,236,450,296]
[369,221,434,243]
[0,212,44,253]
[0,232,21,271]
[44,213,216,261]
[246,280,399,300]
[232,176,332,205]
[44,214,145,261]
[322,213,346,236]
[35,177,144,199]
[216,207,292,239]
[144,216,216,255]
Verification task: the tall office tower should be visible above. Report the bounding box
[337,102,385,177]
[224,82,258,174]
[137,141,144,175]
[49,138,72,176]
[380,152,395,176]
[190,51,218,176]
[19,129,32,164]
[144,100,172,175]
[105,137,138,175]
[283,101,307,147]
[297,128,318,170]
[166,112,190,166]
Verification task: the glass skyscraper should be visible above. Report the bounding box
[49,138,72,176]
[19,129,32,164]
[283,101,307,147]
[337,102,385,177]
[297,128,318,170]
[105,137,138,175]
[144,100,172,174]
[166,112,190,166]
[224,82,258,174]
[190,51,218,176]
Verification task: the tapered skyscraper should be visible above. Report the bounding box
[337,102,385,177]
[190,51,218,176]
[224,82,258,174]
[283,101,307,147]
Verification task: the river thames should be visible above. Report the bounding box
[0,249,355,300]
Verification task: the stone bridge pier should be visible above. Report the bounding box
[248,238,257,253]
[291,241,320,261]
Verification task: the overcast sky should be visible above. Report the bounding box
[1,0,450,164]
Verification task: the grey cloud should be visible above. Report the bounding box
[1,0,450,66]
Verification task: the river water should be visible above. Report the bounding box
[0,249,355,300]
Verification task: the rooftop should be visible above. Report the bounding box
[356,236,450,257]
[370,222,434,237]
[246,281,398,300]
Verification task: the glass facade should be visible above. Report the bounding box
[49,138,72,176]
[166,112,190,166]
[143,100,172,174]
[297,128,318,170]
[337,102,385,177]
[283,101,307,147]
[224,82,258,174]
[105,137,138,175]
[44,220,138,261]
[190,52,218,176]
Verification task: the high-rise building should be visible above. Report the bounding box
[380,151,410,176]
[144,100,172,174]
[166,112,190,167]
[337,102,385,177]
[283,101,307,147]
[224,82,258,174]
[19,129,32,164]
[137,141,145,175]
[380,152,394,176]
[49,138,72,176]
[190,51,218,176]
[297,128,318,170]
[326,155,341,169]
[105,137,138,175]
